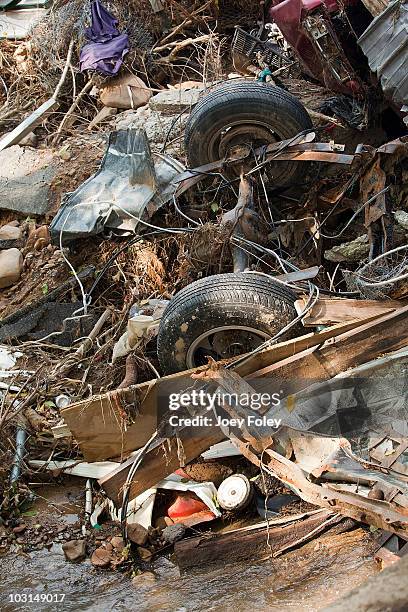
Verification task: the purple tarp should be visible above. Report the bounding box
[80,0,129,76]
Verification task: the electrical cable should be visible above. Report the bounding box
[317,186,391,240]
[172,194,201,226]
[120,431,159,538]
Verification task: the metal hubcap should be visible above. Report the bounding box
[207,120,287,182]
[186,325,270,368]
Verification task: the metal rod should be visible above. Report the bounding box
[10,427,27,484]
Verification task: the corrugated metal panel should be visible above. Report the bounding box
[359,0,388,17]
[358,0,408,118]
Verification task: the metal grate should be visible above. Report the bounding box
[231,26,290,71]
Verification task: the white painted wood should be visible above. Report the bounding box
[0,98,59,151]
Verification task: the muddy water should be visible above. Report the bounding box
[0,528,378,612]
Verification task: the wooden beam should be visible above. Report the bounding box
[98,426,224,504]
[0,98,59,151]
[247,305,408,395]
[236,313,386,377]
[295,297,404,327]
[174,510,334,569]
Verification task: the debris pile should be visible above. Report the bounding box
[0,0,408,606]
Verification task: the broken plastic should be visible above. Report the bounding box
[92,473,220,530]
[111,298,169,362]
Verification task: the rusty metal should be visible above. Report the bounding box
[265,151,354,164]
[175,137,356,198]
[225,421,408,536]
[262,447,408,536]
[377,138,408,155]
[202,359,408,538]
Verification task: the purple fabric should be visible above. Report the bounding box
[85,0,119,42]
[80,0,129,76]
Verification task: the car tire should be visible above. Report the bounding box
[157,272,301,374]
[185,80,312,190]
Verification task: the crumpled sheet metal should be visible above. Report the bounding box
[271,347,408,438]
[50,130,184,243]
[358,0,408,113]
[263,444,408,536]
[209,348,408,535]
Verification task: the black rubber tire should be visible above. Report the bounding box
[157,272,301,374]
[185,80,312,189]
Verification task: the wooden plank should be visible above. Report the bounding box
[0,98,59,151]
[275,266,320,284]
[295,297,404,327]
[248,305,408,393]
[61,384,159,462]
[99,426,224,504]
[51,423,72,439]
[237,313,386,377]
[99,308,408,503]
[62,315,385,462]
[174,511,334,569]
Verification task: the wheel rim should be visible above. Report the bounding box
[186,325,271,369]
[206,119,289,184]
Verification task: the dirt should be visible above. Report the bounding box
[49,135,106,216]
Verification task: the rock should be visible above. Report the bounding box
[58,146,72,161]
[26,225,50,251]
[155,517,168,531]
[12,524,27,534]
[127,523,148,546]
[0,248,23,288]
[91,546,112,568]
[88,106,118,131]
[111,536,125,552]
[62,539,86,562]
[0,224,23,249]
[18,132,38,148]
[169,81,206,91]
[114,105,188,150]
[137,546,152,560]
[100,74,152,110]
[324,235,369,263]
[162,524,186,545]
[0,146,58,215]
[149,87,203,115]
[395,210,408,231]
[132,572,156,587]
